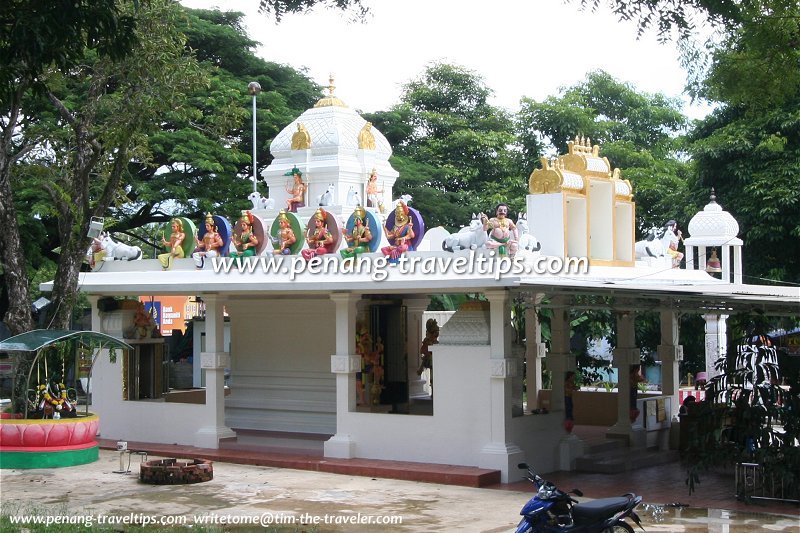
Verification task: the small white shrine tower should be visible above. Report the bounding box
[684,189,743,284]
[261,76,398,220]
[684,189,743,378]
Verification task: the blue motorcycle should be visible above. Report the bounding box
[515,463,644,533]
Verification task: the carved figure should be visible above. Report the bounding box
[366,168,384,210]
[285,167,306,213]
[635,227,665,260]
[417,318,439,387]
[341,205,373,259]
[382,201,415,262]
[192,213,224,269]
[443,214,488,252]
[158,218,186,270]
[346,186,362,207]
[318,184,335,206]
[483,202,518,256]
[231,211,258,258]
[661,220,684,268]
[516,213,542,253]
[248,191,275,210]
[301,208,334,261]
[290,122,311,150]
[393,194,413,208]
[273,210,297,255]
[96,233,143,261]
[358,121,376,150]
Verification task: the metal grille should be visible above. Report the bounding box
[735,462,800,503]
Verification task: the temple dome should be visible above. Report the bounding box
[687,191,740,242]
[269,105,392,158]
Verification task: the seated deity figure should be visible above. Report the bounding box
[158,218,185,270]
[381,201,415,262]
[301,208,335,261]
[661,219,684,268]
[231,211,258,258]
[285,167,306,213]
[273,210,297,255]
[366,168,384,210]
[341,205,373,259]
[290,122,311,150]
[482,202,518,256]
[192,213,224,269]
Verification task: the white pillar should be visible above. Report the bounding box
[324,293,361,458]
[721,245,731,284]
[684,245,695,270]
[658,310,682,418]
[547,295,573,414]
[481,290,524,483]
[703,313,728,380]
[525,297,546,411]
[608,308,643,445]
[405,297,430,398]
[196,294,235,448]
[733,245,743,284]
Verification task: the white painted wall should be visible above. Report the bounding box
[91,347,210,446]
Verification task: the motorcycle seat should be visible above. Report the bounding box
[572,496,631,522]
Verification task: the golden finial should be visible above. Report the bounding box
[314,73,347,108]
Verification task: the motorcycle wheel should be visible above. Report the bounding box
[602,522,634,533]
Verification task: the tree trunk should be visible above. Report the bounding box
[0,104,34,336]
[46,224,92,330]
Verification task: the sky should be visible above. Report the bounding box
[181,0,712,119]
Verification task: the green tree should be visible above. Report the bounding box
[687,102,800,283]
[104,8,323,240]
[1,2,356,335]
[0,0,138,334]
[377,63,526,230]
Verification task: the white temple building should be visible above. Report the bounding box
[45,84,799,483]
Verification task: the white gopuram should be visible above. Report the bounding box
[261,76,398,224]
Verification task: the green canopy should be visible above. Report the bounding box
[0,329,132,353]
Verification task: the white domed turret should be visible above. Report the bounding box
[684,189,743,283]
[261,76,398,220]
[687,193,740,241]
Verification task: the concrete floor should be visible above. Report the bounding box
[1,449,798,532]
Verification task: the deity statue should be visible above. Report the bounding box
[341,205,373,259]
[301,208,334,261]
[365,168,384,210]
[358,121,376,150]
[381,201,415,262]
[192,213,224,269]
[158,218,185,270]
[273,210,297,255]
[231,211,258,258]
[417,318,439,387]
[285,167,306,213]
[290,122,311,150]
[661,219,684,268]
[482,202,518,256]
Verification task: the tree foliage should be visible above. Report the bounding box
[688,101,800,283]
[372,63,525,230]
[0,0,139,334]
